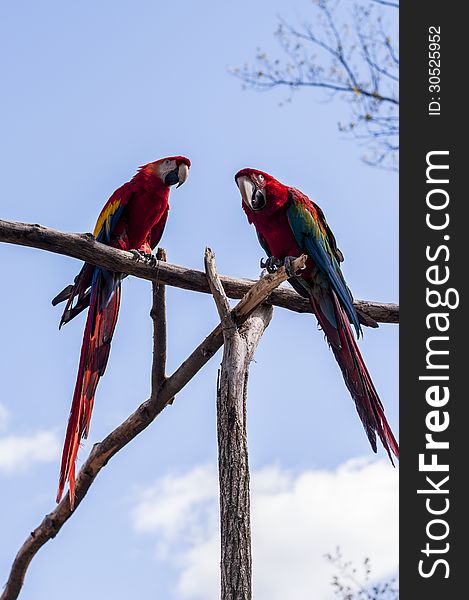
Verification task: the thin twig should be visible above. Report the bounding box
[0,219,399,324]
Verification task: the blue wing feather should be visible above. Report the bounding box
[286,190,362,337]
[95,204,126,244]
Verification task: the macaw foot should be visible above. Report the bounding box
[260,256,301,277]
[130,249,158,267]
[260,256,283,273]
[283,256,300,278]
[130,249,146,262]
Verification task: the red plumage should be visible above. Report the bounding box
[311,290,399,460]
[54,156,190,508]
[236,168,399,462]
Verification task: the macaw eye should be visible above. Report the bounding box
[165,160,171,165]
[258,174,265,183]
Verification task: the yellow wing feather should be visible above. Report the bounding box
[93,198,122,238]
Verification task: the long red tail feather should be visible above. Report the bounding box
[310,291,399,462]
[57,272,121,508]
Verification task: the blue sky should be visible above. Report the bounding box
[0,1,398,598]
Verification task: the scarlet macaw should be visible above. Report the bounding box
[53,156,190,506]
[235,168,399,461]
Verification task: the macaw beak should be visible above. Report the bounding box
[236,175,266,211]
[176,162,189,188]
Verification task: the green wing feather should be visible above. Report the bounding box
[286,189,362,337]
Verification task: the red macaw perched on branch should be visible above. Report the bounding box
[53,156,190,507]
[235,168,399,462]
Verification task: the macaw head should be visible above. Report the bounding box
[142,156,191,188]
[235,168,288,216]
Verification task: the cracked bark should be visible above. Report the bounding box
[216,309,272,600]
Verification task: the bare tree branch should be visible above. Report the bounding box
[233,0,399,170]
[325,547,399,599]
[371,0,399,8]
[205,247,232,323]
[0,219,399,324]
[0,245,310,600]
[151,248,168,394]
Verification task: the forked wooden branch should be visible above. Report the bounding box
[205,248,273,600]
[0,219,398,324]
[0,249,305,600]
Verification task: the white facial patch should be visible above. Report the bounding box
[158,159,177,179]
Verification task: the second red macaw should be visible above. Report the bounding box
[53,156,190,507]
[235,168,399,462]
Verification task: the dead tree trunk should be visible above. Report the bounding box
[205,248,273,600]
[217,308,272,600]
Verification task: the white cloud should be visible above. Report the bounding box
[0,408,61,473]
[131,458,399,600]
[132,465,219,561]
